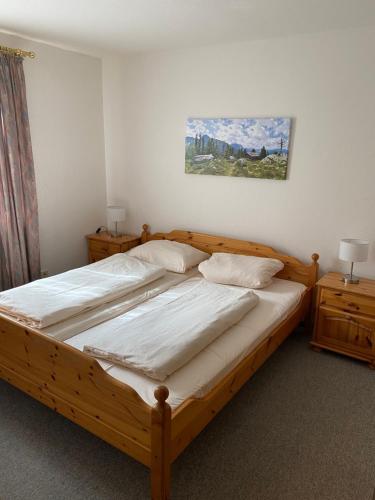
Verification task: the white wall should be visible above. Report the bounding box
[0,33,107,275]
[102,28,375,278]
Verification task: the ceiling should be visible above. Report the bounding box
[1,0,375,55]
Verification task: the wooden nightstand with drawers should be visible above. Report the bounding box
[86,232,141,263]
[311,272,375,369]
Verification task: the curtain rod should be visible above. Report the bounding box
[0,45,36,59]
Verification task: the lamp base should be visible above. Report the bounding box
[341,274,360,284]
[110,221,122,238]
[110,231,122,238]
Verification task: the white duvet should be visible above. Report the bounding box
[44,270,196,341]
[0,254,165,328]
[83,278,259,381]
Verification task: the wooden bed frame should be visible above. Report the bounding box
[0,225,319,499]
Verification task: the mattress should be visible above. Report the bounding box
[65,274,306,409]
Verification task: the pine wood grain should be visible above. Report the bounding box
[312,273,375,367]
[317,272,375,299]
[141,224,318,288]
[170,290,311,461]
[151,386,171,500]
[0,316,153,464]
[86,232,141,263]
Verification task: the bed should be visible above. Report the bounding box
[0,225,319,499]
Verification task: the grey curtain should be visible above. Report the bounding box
[0,53,40,290]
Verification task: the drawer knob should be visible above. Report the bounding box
[347,302,359,309]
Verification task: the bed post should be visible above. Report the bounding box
[151,386,171,500]
[311,253,319,285]
[307,253,319,331]
[141,224,150,244]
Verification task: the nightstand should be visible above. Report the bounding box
[311,272,375,369]
[86,232,141,263]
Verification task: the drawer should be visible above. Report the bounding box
[316,306,375,354]
[90,251,108,263]
[321,288,375,317]
[89,240,110,255]
[121,240,139,252]
[108,243,121,255]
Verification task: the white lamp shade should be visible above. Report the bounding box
[338,239,369,263]
[107,206,126,223]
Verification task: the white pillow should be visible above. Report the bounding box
[198,252,284,289]
[127,240,209,273]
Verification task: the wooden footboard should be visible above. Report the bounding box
[169,288,312,462]
[0,316,151,463]
[0,315,174,498]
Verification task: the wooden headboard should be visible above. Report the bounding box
[141,224,319,288]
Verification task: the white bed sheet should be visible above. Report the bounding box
[66,276,306,409]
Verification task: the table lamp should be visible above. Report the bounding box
[107,206,126,237]
[338,238,369,284]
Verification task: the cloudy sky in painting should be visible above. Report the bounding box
[186,118,291,150]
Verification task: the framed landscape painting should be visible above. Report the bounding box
[185,117,292,180]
